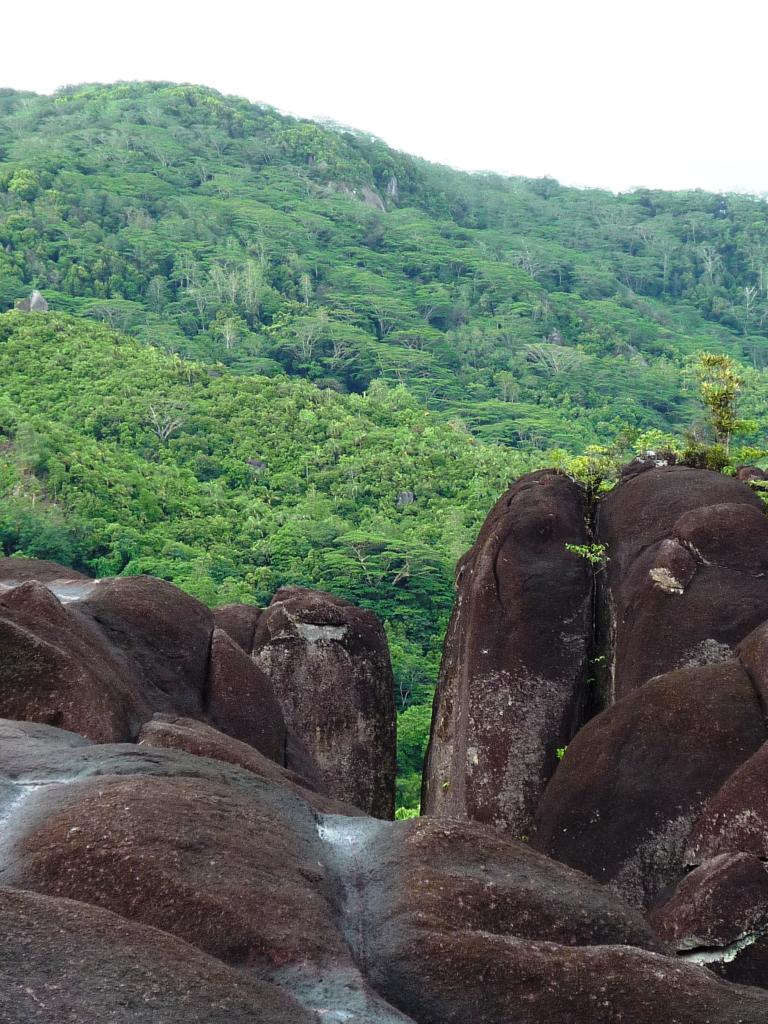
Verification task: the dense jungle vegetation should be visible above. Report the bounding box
[2,82,768,808]
[2,83,768,448]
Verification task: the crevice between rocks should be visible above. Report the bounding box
[271,813,418,1024]
[581,484,612,725]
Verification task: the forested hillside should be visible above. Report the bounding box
[1,82,768,448]
[3,82,768,809]
[0,311,542,805]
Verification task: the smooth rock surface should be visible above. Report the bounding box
[595,467,767,700]
[0,581,149,742]
[205,628,286,762]
[77,575,214,716]
[533,661,766,907]
[422,470,593,836]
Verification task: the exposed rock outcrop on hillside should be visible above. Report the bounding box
[594,465,768,701]
[533,660,767,906]
[253,586,397,818]
[0,561,330,789]
[422,470,593,836]
[5,461,768,1018]
[423,463,768,989]
[2,716,767,1023]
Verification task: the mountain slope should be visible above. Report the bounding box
[0,309,538,804]
[1,82,768,446]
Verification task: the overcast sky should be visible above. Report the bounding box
[4,0,766,195]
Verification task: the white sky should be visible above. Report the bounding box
[3,0,766,195]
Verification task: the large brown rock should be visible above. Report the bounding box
[253,587,396,818]
[385,937,768,1024]
[0,886,314,1024]
[205,628,286,762]
[0,756,344,973]
[735,466,768,482]
[0,556,89,584]
[596,465,762,579]
[3,719,768,1023]
[686,741,768,862]
[595,467,768,700]
[422,470,593,836]
[371,933,768,1024]
[650,853,768,990]
[0,723,409,1022]
[532,661,767,907]
[353,818,768,1024]
[0,568,294,768]
[737,619,768,712]
[650,853,768,950]
[363,817,662,951]
[77,575,214,716]
[0,581,150,742]
[213,602,262,655]
[138,714,360,815]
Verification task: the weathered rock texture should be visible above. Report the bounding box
[422,470,593,835]
[206,627,286,761]
[253,586,397,818]
[650,853,768,989]
[0,561,331,795]
[138,714,360,815]
[3,685,768,1018]
[4,715,764,1023]
[0,556,89,584]
[594,465,768,701]
[0,580,151,742]
[533,660,767,906]
[0,887,315,1024]
[421,461,768,975]
[685,739,768,862]
[650,852,768,950]
[0,723,421,1021]
[77,575,214,716]
[341,817,768,1024]
[5,464,768,1018]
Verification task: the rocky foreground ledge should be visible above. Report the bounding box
[3,461,768,1021]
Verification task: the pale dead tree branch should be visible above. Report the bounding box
[698,243,722,284]
[147,404,186,443]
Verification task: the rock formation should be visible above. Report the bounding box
[213,602,262,654]
[77,575,214,716]
[0,887,315,1024]
[532,660,767,906]
[14,289,48,313]
[594,465,768,700]
[206,627,287,761]
[0,560,325,788]
[0,580,151,741]
[2,716,767,1022]
[422,470,593,835]
[421,462,768,991]
[5,461,768,1016]
[253,587,397,818]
